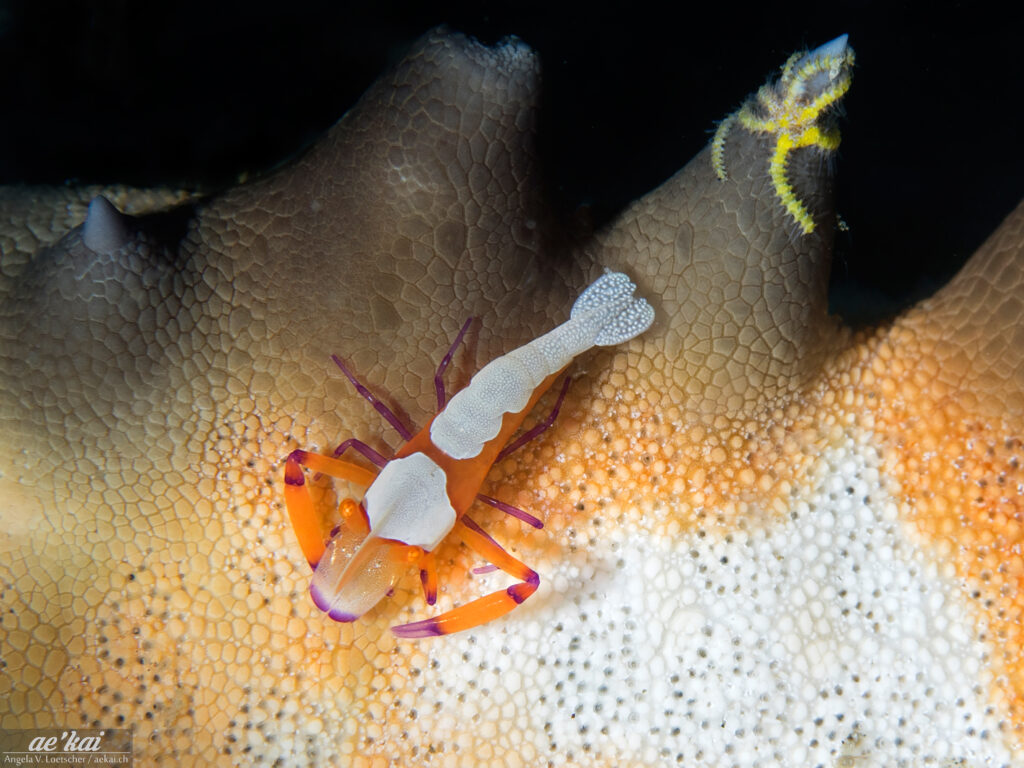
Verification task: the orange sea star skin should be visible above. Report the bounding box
[0,28,1022,767]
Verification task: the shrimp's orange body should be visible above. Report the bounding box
[283,271,654,637]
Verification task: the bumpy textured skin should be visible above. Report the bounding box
[1,28,1022,767]
[592,127,841,417]
[903,200,1024,418]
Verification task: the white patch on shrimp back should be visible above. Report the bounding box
[430,271,654,459]
[363,453,456,550]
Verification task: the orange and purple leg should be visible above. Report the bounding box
[391,516,540,638]
[419,552,438,605]
[434,317,474,409]
[283,449,377,569]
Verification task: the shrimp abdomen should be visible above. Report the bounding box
[430,271,653,460]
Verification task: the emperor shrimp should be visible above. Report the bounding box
[283,271,654,638]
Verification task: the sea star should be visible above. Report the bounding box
[1,26,1021,767]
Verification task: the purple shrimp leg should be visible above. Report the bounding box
[470,375,573,529]
[495,375,572,461]
[435,317,474,410]
[476,494,543,529]
[326,318,472,467]
[331,354,414,441]
[331,438,389,468]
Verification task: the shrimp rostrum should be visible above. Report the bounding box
[283,271,654,638]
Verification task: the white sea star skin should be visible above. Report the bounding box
[0,27,1022,767]
[419,440,1008,767]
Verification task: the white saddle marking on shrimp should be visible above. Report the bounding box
[363,453,456,550]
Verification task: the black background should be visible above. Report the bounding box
[0,1,1019,325]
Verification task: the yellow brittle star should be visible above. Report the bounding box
[712,34,855,234]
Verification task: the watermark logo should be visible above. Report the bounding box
[0,728,132,765]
